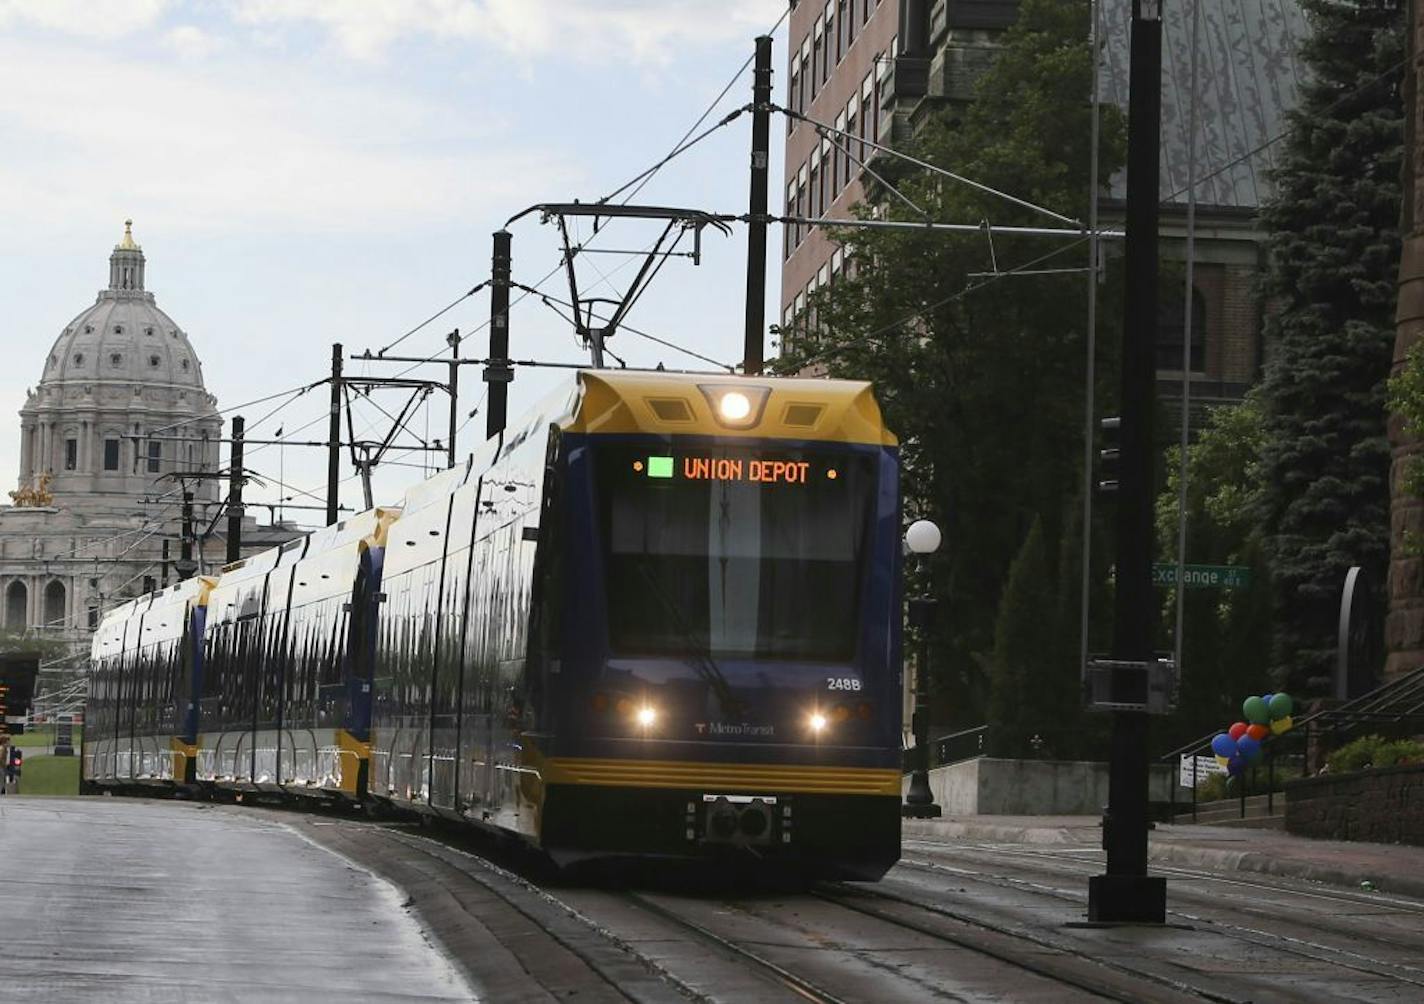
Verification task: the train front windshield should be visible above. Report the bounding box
[595,444,875,662]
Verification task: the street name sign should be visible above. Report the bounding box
[1152,563,1252,590]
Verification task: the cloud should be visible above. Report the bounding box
[0,0,170,39]
[0,35,578,234]
[163,24,222,61]
[229,0,785,63]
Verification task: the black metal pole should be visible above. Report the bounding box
[161,538,170,587]
[227,415,244,564]
[176,490,196,580]
[1089,0,1165,924]
[743,34,772,376]
[447,329,460,469]
[486,231,513,440]
[326,343,342,526]
[902,580,941,817]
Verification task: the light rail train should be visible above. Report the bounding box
[85,370,905,878]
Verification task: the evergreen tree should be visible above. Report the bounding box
[775,0,1126,727]
[1254,0,1403,692]
[987,518,1078,757]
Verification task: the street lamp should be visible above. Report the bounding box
[903,518,942,818]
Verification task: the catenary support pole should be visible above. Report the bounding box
[227,415,245,564]
[177,490,196,580]
[447,329,460,469]
[326,344,342,526]
[1089,0,1166,924]
[161,538,170,587]
[743,34,772,376]
[486,231,513,440]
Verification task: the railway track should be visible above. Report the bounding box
[900,838,1424,999]
[286,808,1424,1002]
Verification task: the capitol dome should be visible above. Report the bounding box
[16,222,221,509]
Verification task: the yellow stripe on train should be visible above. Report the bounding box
[336,729,369,795]
[539,757,901,796]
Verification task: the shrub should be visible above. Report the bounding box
[1325,735,1424,774]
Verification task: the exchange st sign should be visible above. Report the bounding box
[1152,563,1252,590]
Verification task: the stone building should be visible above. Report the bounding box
[0,223,294,664]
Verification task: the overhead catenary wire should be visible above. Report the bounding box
[373,3,793,369]
[375,281,490,358]
[600,2,792,206]
[510,282,734,371]
[778,104,1083,227]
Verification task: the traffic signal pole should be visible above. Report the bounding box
[1088,0,1166,924]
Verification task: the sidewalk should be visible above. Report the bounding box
[903,814,1424,900]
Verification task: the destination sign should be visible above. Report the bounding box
[634,455,837,485]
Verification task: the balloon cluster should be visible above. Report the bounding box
[1209,693,1294,777]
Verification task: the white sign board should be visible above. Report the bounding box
[1179,754,1227,787]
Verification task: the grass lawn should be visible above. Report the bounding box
[9,725,84,749]
[11,754,81,796]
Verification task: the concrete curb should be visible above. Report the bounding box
[902,818,1098,846]
[902,817,1424,900]
[1146,842,1424,900]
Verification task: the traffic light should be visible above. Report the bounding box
[1097,416,1121,495]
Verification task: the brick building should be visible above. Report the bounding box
[778,1,1309,420]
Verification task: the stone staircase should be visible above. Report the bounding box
[1173,793,1287,828]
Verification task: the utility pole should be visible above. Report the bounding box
[486,231,513,440]
[743,34,772,376]
[176,490,197,581]
[226,415,245,564]
[1089,0,1166,925]
[326,343,342,526]
[161,539,170,587]
[447,329,460,468]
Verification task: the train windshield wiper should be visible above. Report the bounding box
[633,557,742,716]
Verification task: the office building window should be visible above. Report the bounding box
[147,440,161,473]
[785,181,798,257]
[103,438,120,471]
[833,111,847,192]
[809,152,822,219]
[797,163,809,244]
[823,2,834,82]
[812,18,824,99]
[861,74,874,153]
[64,438,77,471]
[789,60,800,133]
[845,0,855,48]
[1158,287,1208,372]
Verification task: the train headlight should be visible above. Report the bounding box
[637,706,657,728]
[698,384,770,429]
[809,712,828,733]
[719,391,752,421]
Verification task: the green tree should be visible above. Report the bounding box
[775,0,1126,728]
[1155,395,1273,746]
[1254,0,1403,692]
[988,518,1083,758]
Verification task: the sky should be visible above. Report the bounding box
[0,0,789,526]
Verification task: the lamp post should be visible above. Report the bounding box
[903,519,942,818]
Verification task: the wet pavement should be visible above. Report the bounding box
[0,797,474,1003]
[6,798,1424,1002]
[905,813,1424,898]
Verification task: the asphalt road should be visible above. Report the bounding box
[0,797,474,1003]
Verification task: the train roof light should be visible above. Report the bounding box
[698,384,770,429]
